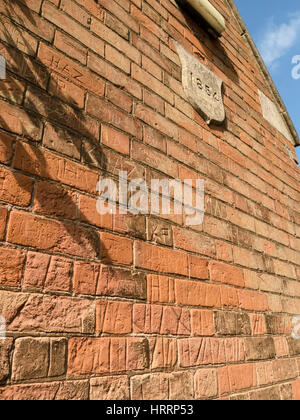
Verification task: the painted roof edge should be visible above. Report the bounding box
[226,0,300,147]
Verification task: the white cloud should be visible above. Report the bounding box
[259,12,300,68]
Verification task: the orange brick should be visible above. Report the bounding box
[135,241,188,276]
[209,261,244,287]
[0,247,25,287]
[100,232,133,265]
[218,364,256,395]
[7,211,99,259]
[96,300,132,334]
[101,125,130,155]
[0,205,8,240]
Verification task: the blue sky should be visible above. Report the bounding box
[235,0,300,162]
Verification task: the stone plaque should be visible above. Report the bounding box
[174,41,225,125]
[258,89,293,143]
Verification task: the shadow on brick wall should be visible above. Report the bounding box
[0,0,109,261]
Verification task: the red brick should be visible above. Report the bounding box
[90,376,129,400]
[135,240,188,276]
[238,289,269,312]
[42,1,103,56]
[106,83,133,113]
[0,381,89,400]
[38,43,105,96]
[191,310,215,336]
[68,337,148,375]
[12,337,66,381]
[249,314,267,335]
[13,141,99,194]
[194,369,218,398]
[173,226,216,258]
[147,274,175,303]
[0,0,54,41]
[87,94,142,139]
[0,167,33,206]
[143,89,165,114]
[179,337,245,367]
[133,303,191,335]
[0,76,26,105]
[218,363,256,395]
[148,337,177,369]
[292,379,300,400]
[0,338,13,383]
[25,86,99,140]
[0,247,25,288]
[132,140,178,177]
[96,300,132,334]
[60,0,90,26]
[75,0,104,21]
[0,205,8,240]
[34,181,77,220]
[131,373,169,400]
[134,103,179,140]
[43,122,81,159]
[0,290,95,334]
[175,279,221,308]
[0,99,43,140]
[209,261,245,287]
[91,18,141,63]
[98,0,138,32]
[54,31,88,65]
[7,211,99,259]
[101,125,130,155]
[78,194,112,230]
[48,73,85,109]
[100,232,133,265]
[189,255,209,280]
[23,252,72,293]
[0,131,14,164]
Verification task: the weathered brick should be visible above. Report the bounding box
[173,226,216,258]
[169,371,193,400]
[68,337,149,375]
[191,310,215,336]
[0,380,89,400]
[209,261,244,287]
[0,132,14,164]
[12,338,66,381]
[90,376,129,400]
[179,337,245,367]
[189,255,209,280]
[135,241,188,276]
[13,141,99,194]
[148,337,177,369]
[0,167,33,206]
[0,338,13,384]
[0,291,95,334]
[147,274,175,303]
[0,247,25,288]
[131,373,169,400]
[215,311,251,336]
[218,363,256,395]
[7,211,99,259]
[194,369,218,399]
[100,232,133,265]
[175,279,221,308]
[133,304,191,335]
[34,181,77,220]
[244,337,276,361]
[96,300,132,334]
[249,314,267,335]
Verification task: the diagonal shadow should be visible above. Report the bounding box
[0,0,109,261]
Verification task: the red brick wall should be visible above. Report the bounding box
[0,0,300,400]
